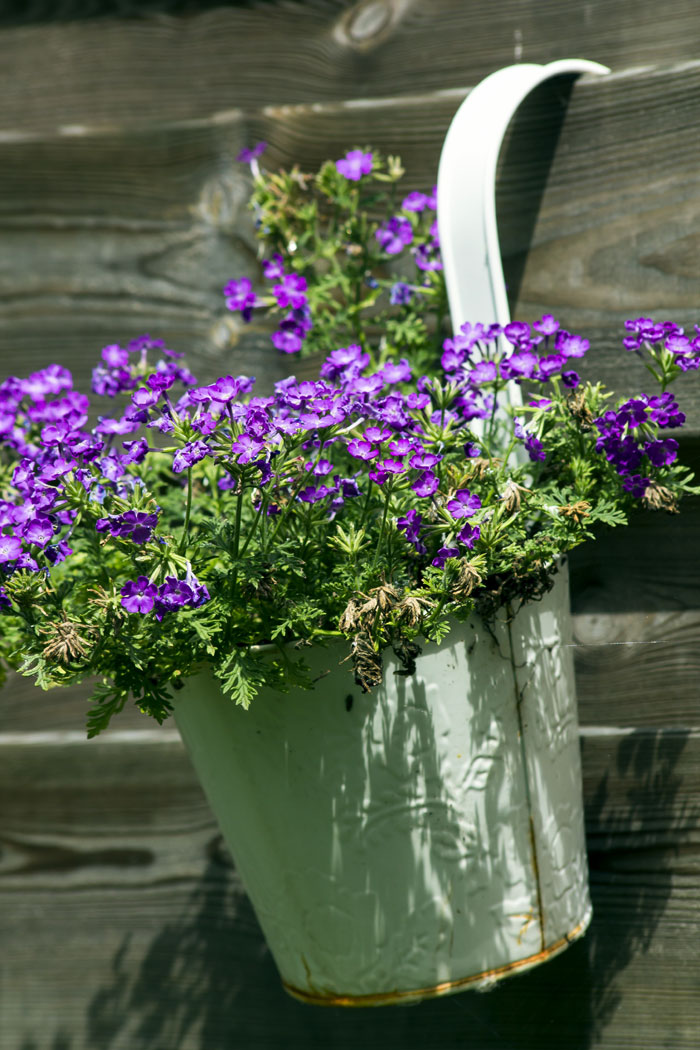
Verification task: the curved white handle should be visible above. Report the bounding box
[437,60,610,337]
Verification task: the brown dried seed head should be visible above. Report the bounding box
[465,457,492,481]
[339,598,362,633]
[643,481,679,514]
[41,620,91,664]
[374,584,400,614]
[396,595,432,627]
[358,595,378,618]
[501,479,530,513]
[451,560,483,600]
[351,631,383,692]
[558,500,592,524]
[566,389,593,428]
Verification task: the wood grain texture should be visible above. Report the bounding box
[1,729,699,1049]
[1,0,700,133]
[5,67,700,425]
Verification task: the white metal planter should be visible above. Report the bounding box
[175,563,590,1005]
[175,59,607,1004]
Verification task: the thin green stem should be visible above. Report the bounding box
[371,481,394,572]
[180,467,193,552]
[232,485,244,559]
[238,492,268,560]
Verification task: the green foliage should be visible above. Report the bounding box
[1,146,699,734]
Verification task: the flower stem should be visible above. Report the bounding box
[371,481,394,571]
[180,467,193,552]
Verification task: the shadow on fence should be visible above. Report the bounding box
[83,727,695,1050]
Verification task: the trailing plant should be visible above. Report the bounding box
[0,146,697,734]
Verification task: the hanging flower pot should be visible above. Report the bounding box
[4,58,697,1014]
[174,560,590,1005]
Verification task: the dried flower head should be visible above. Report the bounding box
[351,631,383,692]
[643,481,679,513]
[501,479,530,513]
[558,501,592,524]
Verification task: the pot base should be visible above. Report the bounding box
[282,905,592,1007]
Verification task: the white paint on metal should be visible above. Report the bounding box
[175,569,591,1002]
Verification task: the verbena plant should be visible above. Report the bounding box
[0,145,697,735]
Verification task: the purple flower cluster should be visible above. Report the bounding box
[0,338,197,590]
[594,392,685,495]
[96,510,159,545]
[624,317,700,372]
[441,317,587,391]
[224,255,313,357]
[120,568,210,618]
[335,149,373,181]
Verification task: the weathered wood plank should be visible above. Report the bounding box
[1,729,699,1048]
[2,1,700,134]
[4,67,700,424]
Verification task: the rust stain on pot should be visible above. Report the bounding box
[283,912,592,1007]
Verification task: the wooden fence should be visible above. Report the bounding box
[1,2,699,1047]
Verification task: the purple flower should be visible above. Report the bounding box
[44,540,72,564]
[390,282,413,306]
[230,433,265,464]
[237,142,267,164]
[558,332,589,358]
[96,510,158,545]
[0,534,22,563]
[504,322,531,346]
[131,386,160,410]
[273,273,307,310]
[468,361,498,386]
[121,438,149,464]
[375,217,413,256]
[223,276,258,322]
[432,546,460,568]
[207,375,245,403]
[411,470,439,498]
[101,344,129,368]
[500,351,538,381]
[347,438,379,461]
[335,150,373,181]
[537,354,565,380]
[446,489,482,519]
[120,576,158,614]
[514,418,546,462]
[402,191,428,212]
[409,451,441,470]
[297,484,331,504]
[172,441,210,474]
[645,438,679,467]
[534,314,560,337]
[364,425,392,443]
[22,516,54,547]
[412,242,442,271]
[622,474,651,498]
[271,325,304,355]
[153,572,210,619]
[396,509,425,552]
[262,254,285,281]
[380,358,412,384]
[320,344,368,382]
[376,457,405,475]
[457,523,480,549]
